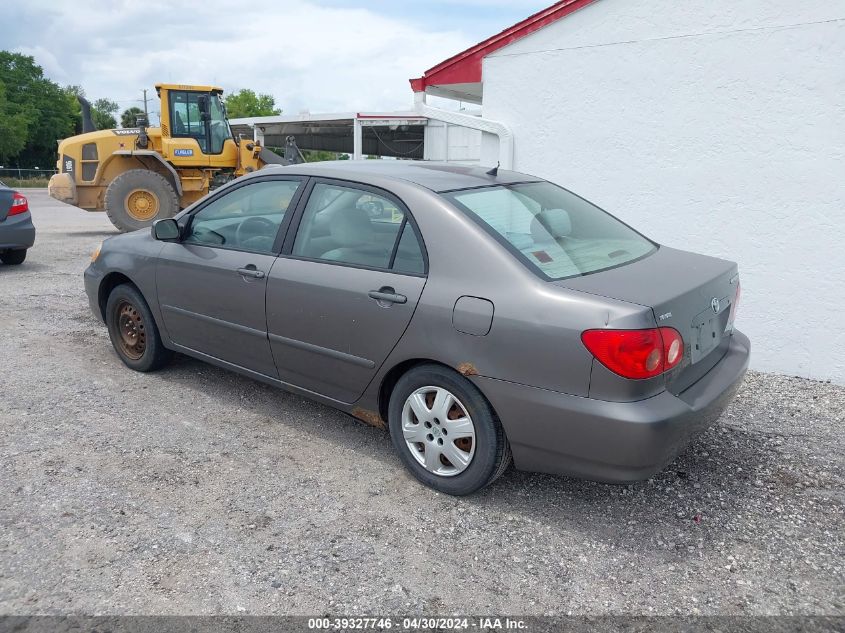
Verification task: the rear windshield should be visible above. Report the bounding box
[443,182,656,280]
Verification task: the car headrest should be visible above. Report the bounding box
[329,207,373,246]
[531,208,572,243]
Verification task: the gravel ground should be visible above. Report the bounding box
[0,190,843,616]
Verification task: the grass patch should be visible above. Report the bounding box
[2,178,50,188]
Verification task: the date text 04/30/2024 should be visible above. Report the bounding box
[307,617,526,630]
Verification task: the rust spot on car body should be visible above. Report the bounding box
[351,407,386,429]
[456,362,479,376]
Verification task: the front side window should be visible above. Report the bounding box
[184,179,301,253]
[208,95,232,154]
[443,182,656,280]
[292,182,425,273]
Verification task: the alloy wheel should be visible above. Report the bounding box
[401,386,476,477]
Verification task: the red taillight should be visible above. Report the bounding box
[8,192,28,216]
[581,327,684,379]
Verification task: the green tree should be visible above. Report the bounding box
[223,88,281,118]
[121,106,144,128]
[62,84,85,134]
[0,82,29,163]
[92,98,118,130]
[0,51,77,168]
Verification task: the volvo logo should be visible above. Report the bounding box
[711,297,721,313]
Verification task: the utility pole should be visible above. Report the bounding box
[142,89,149,119]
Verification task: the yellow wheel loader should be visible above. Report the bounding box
[48,84,301,232]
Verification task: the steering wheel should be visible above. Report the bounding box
[235,216,277,250]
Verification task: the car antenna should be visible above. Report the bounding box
[486,162,500,177]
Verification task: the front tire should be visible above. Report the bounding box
[0,249,26,265]
[388,364,511,495]
[104,169,179,232]
[105,283,172,372]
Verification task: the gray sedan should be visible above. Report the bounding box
[0,181,35,265]
[84,161,749,495]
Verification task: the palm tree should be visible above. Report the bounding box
[120,107,144,128]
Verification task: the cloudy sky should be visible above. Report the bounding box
[1,0,547,120]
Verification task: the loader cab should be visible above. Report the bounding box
[157,84,236,167]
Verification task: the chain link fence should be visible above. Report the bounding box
[0,168,58,188]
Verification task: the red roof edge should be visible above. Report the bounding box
[409,0,599,93]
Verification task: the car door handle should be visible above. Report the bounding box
[237,265,266,279]
[368,287,407,304]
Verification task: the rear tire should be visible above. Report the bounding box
[104,169,179,232]
[105,283,172,372]
[0,249,26,265]
[388,364,512,495]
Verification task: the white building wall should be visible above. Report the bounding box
[480,0,845,383]
[424,120,482,164]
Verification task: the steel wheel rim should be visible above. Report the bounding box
[115,300,146,360]
[125,189,159,221]
[401,386,476,477]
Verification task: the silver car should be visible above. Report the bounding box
[84,161,749,495]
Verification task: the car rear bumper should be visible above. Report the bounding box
[475,330,750,483]
[0,211,36,250]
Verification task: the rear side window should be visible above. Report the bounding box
[392,221,425,274]
[444,182,656,280]
[293,182,425,274]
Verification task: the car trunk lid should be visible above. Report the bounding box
[0,188,13,222]
[554,246,739,390]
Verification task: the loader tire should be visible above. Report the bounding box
[104,169,179,232]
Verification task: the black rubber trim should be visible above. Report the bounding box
[161,304,266,339]
[268,332,376,369]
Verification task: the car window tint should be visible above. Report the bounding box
[293,183,411,270]
[445,183,656,280]
[184,180,300,254]
[391,221,425,274]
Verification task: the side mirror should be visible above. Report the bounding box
[152,218,180,241]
